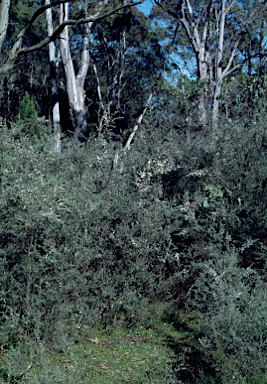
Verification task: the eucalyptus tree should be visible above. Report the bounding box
[46,0,61,152]
[58,1,98,141]
[152,0,267,125]
[0,0,143,142]
[0,0,144,75]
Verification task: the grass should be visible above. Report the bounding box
[0,324,179,384]
[0,311,221,383]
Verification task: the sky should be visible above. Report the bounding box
[137,0,153,15]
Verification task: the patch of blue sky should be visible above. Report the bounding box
[137,0,195,82]
[137,0,153,16]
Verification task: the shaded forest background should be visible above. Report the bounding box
[1,0,267,382]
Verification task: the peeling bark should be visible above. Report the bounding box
[59,1,105,140]
[46,0,61,152]
[0,0,11,53]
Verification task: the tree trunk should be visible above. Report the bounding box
[197,45,209,126]
[45,0,61,152]
[59,2,99,141]
[59,3,85,140]
[0,0,142,77]
[180,0,211,127]
[212,81,221,124]
[0,0,11,53]
[212,0,230,125]
[59,1,113,141]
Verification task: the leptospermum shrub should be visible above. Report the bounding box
[1,105,267,381]
[0,121,183,345]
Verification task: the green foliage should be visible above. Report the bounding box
[0,0,49,122]
[17,92,38,121]
[2,96,267,382]
[221,73,267,119]
[0,323,184,384]
[87,4,165,139]
[203,184,223,208]
[2,0,267,381]
[0,121,181,347]
[214,259,265,375]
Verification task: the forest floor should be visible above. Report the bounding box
[0,312,217,383]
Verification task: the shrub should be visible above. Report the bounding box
[17,92,38,121]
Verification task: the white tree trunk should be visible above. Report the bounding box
[59,2,96,141]
[178,0,249,126]
[0,0,11,53]
[212,0,237,125]
[212,0,225,124]
[59,1,111,141]
[45,0,61,152]
[197,46,209,126]
[59,3,83,140]
[181,0,211,126]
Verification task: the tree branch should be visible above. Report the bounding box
[222,38,239,78]
[223,63,241,77]
[0,0,143,76]
[124,92,153,151]
[225,0,237,15]
[154,0,182,20]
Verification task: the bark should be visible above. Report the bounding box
[59,1,131,140]
[211,0,226,124]
[46,0,61,152]
[179,0,213,126]
[0,0,11,53]
[59,2,85,140]
[212,0,241,124]
[124,92,153,151]
[259,21,265,77]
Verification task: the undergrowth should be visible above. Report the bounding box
[1,112,267,382]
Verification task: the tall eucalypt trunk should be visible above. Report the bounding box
[197,44,209,127]
[59,2,86,141]
[0,0,11,53]
[180,0,212,127]
[45,0,61,152]
[0,0,11,114]
[59,2,103,141]
[212,0,238,125]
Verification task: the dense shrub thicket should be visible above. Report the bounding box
[1,110,267,382]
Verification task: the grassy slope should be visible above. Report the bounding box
[0,314,214,384]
